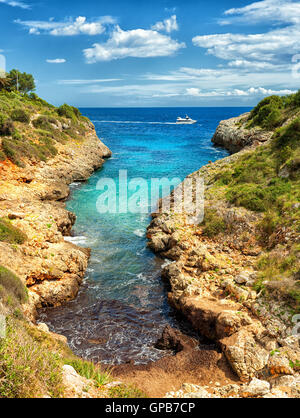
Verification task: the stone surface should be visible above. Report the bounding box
[0,123,111,319]
[241,378,270,397]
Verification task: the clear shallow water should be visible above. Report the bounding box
[39,107,250,364]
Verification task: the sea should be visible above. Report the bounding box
[39,107,251,364]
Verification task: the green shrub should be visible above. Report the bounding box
[108,384,147,398]
[290,90,300,107]
[258,210,280,236]
[57,104,76,120]
[0,266,28,303]
[32,116,55,131]
[226,184,268,212]
[263,108,283,130]
[65,359,111,387]
[255,245,300,309]
[71,106,81,118]
[250,95,283,119]
[10,109,30,124]
[201,209,227,237]
[0,218,27,244]
[2,134,57,166]
[0,113,14,136]
[0,317,64,398]
[273,118,300,151]
[248,95,284,129]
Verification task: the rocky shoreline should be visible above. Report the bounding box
[0,120,111,320]
[146,114,300,398]
[1,101,298,398]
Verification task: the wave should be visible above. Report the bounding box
[92,120,179,125]
[133,229,145,237]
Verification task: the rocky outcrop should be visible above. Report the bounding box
[147,112,300,397]
[212,113,272,153]
[0,122,111,319]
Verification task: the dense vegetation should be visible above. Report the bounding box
[246,90,300,130]
[0,70,89,167]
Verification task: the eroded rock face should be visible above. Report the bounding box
[211,113,272,153]
[0,124,111,319]
[146,132,300,396]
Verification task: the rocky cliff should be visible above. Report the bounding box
[0,94,111,319]
[147,94,300,398]
[211,113,272,152]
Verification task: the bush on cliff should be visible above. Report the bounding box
[0,88,91,167]
[57,103,79,120]
[10,108,30,124]
[201,209,227,237]
[0,218,27,245]
[0,317,64,398]
[32,115,56,131]
[247,90,300,130]
[0,266,28,304]
[65,359,111,387]
[0,113,14,136]
[254,245,300,310]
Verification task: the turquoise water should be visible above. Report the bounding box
[40,107,250,364]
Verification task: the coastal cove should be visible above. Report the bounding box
[39,107,250,365]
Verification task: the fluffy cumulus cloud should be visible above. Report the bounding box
[193,0,300,67]
[192,26,300,64]
[83,25,185,63]
[0,0,30,9]
[15,16,116,36]
[46,58,66,64]
[151,15,179,33]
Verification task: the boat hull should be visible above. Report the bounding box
[176,120,197,125]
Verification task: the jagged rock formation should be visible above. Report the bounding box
[0,119,111,319]
[147,110,300,398]
[212,113,272,152]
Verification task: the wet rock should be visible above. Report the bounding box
[155,325,198,352]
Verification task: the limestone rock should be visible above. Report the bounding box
[241,378,270,397]
[221,329,269,381]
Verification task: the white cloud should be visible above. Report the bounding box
[46,58,66,64]
[83,25,185,62]
[186,86,296,97]
[227,59,282,71]
[15,16,116,36]
[0,0,30,9]
[192,26,300,63]
[193,0,300,71]
[58,79,121,85]
[220,0,300,25]
[152,15,178,33]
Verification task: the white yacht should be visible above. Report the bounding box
[176,115,197,124]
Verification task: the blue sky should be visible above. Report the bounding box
[0,0,300,107]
